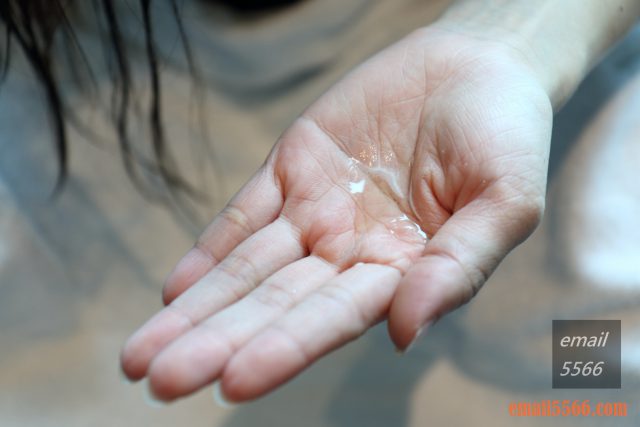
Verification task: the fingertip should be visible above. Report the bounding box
[143,379,170,408]
[219,365,253,403]
[392,320,435,355]
[121,308,194,383]
[387,307,423,353]
[120,334,147,381]
[387,255,462,351]
[119,364,134,385]
[221,330,303,402]
[147,353,187,401]
[147,327,234,402]
[213,381,238,408]
[163,247,215,305]
[387,273,429,350]
[218,350,261,403]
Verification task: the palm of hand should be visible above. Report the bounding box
[121,29,551,403]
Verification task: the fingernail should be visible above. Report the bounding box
[143,380,167,409]
[405,325,424,353]
[396,321,431,355]
[213,381,236,409]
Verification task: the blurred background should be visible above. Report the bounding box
[1,0,639,425]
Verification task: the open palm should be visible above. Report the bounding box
[121,27,552,403]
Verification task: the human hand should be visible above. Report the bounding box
[121,26,551,403]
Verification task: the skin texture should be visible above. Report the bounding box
[120,26,552,403]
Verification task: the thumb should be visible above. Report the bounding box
[388,181,545,351]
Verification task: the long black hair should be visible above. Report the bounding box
[1,0,211,209]
[0,0,304,224]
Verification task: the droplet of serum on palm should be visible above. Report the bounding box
[347,158,366,194]
[388,214,428,245]
[345,157,427,245]
[349,179,366,194]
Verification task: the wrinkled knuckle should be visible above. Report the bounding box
[316,286,368,333]
[193,240,216,264]
[220,205,253,236]
[252,281,297,312]
[198,323,237,355]
[271,324,311,365]
[166,304,197,329]
[217,252,259,293]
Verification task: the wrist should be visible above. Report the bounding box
[429,8,584,110]
[429,0,640,110]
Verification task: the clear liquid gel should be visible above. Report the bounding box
[346,157,427,245]
[389,214,428,244]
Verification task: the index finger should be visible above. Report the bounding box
[163,164,283,304]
